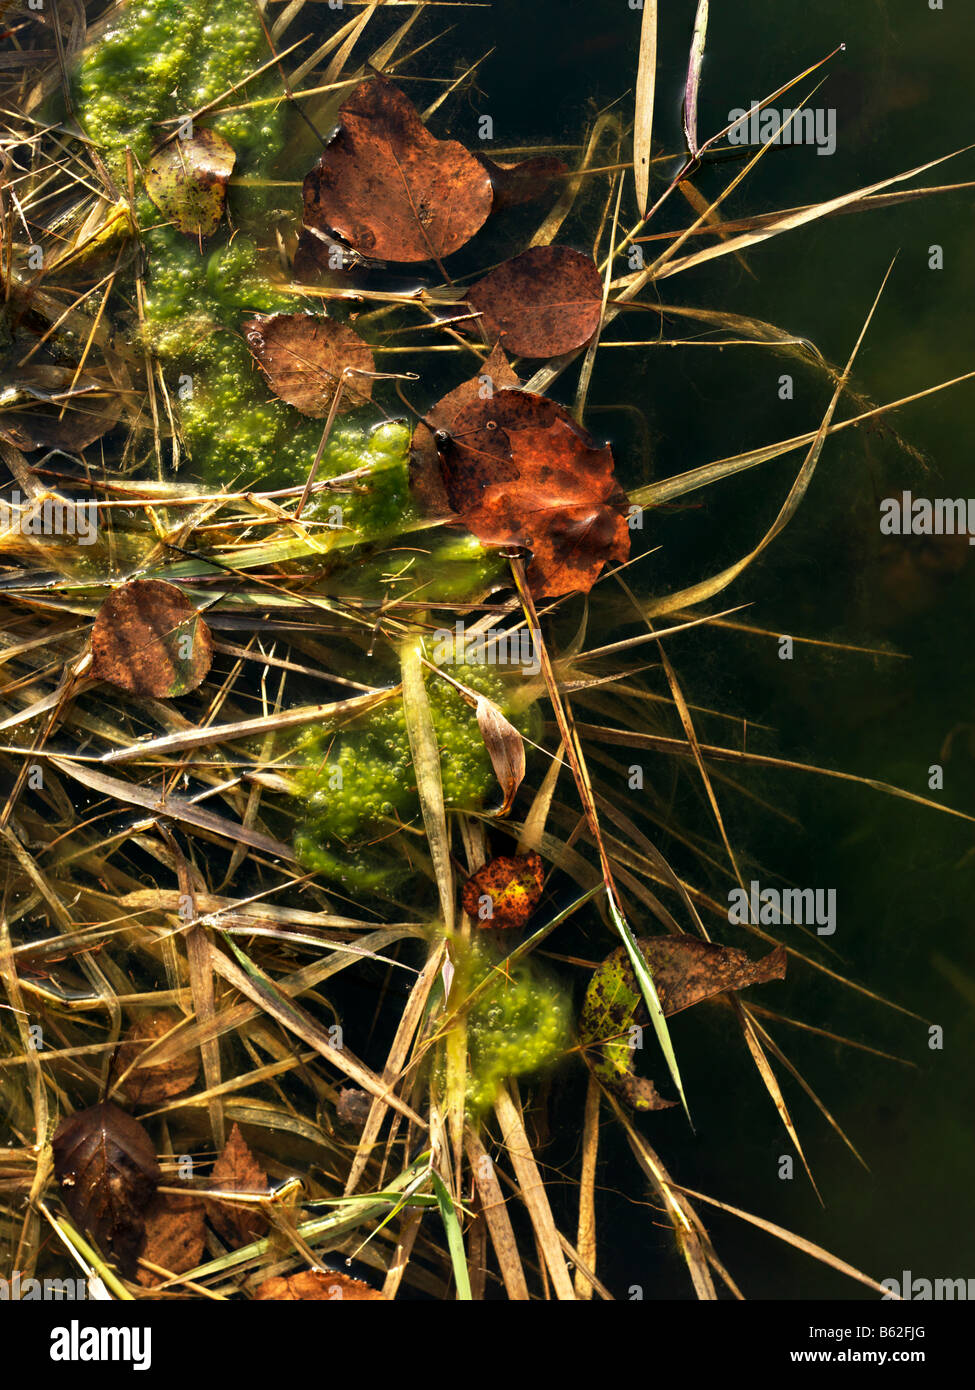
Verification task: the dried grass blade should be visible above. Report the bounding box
[494,1085,575,1299]
[633,0,658,217]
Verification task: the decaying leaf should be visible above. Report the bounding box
[52,1101,161,1278]
[434,388,630,596]
[137,1189,206,1288]
[302,73,493,264]
[580,937,787,1109]
[243,312,375,417]
[205,1123,269,1248]
[113,1010,199,1107]
[146,128,236,239]
[0,365,121,452]
[254,1269,384,1300]
[467,246,603,357]
[475,695,526,816]
[90,579,213,698]
[476,154,568,212]
[461,851,545,929]
[410,346,520,516]
[335,1086,372,1130]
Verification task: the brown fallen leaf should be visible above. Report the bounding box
[475,695,526,816]
[205,1123,269,1248]
[254,1269,385,1300]
[243,312,375,418]
[0,365,121,452]
[580,938,788,1109]
[476,154,568,212]
[434,388,630,596]
[467,246,603,357]
[335,1086,372,1130]
[53,1101,161,1278]
[113,1011,199,1107]
[410,345,520,516]
[146,128,236,239]
[461,851,545,929]
[137,1189,206,1288]
[90,579,213,698]
[302,73,493,265]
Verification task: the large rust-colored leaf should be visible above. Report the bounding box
[243,313,375,418]
[137,1189,206,1288]
[254,1269,385,1300]
[52,1101,161,1278]
[410,345,520,516]
[434,388,630,596]
[205,1123,269,1248]
[113,1011,199,1107]
[90,579,213,698]
[146,128,236,239]
[461,851,544,929]
[302,73,493,264]
[476,154,568,212]
[467,246,603,357]
[580,937,787,1109]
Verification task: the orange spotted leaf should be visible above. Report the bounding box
[462,851,545,929]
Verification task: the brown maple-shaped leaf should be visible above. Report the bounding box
[254,1269,385,1300]
[90,579,213,698]
[410,345,520,516]
[137,1189,206,1288]
[243,313,375,418]
[580,938,787,1110]
[434,388,630,596]
[302,73,493,265]
[205,1123,269,1248]
[461,851,545,929]
[146,128,236,239]
[112,1011,199,1107]
[52,1101,161,1278]
[467,246,603,358]
[475,154,568,213]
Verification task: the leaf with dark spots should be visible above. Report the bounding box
[410,346,520,516]
[242,312,375,418]
[146,129,236,239]
[112,1010,199,1107]
[433,388,630,596]
[90,579,213,698]
[476,154,568,212]
[52,1101,160,1278]
[205,1123,269,1249]
[254,1269,384,1300]
[580,937,787,1109]
[302,73,493,264]
[137,1189,206,1288]
[467,246,603,357]
[462,851,545,929]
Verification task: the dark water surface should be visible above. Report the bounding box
[452,0,975,1298]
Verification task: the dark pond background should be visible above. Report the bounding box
[418,0,975,1298]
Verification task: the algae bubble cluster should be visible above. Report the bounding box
[450,943,573,1117]
[75,0,413,506]
[293,663,531,893]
